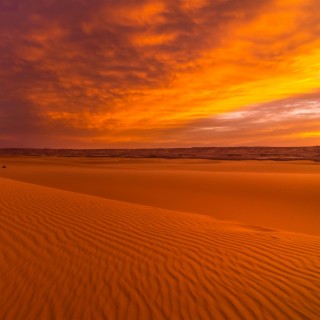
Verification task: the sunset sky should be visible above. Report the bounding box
[0,0,319,148]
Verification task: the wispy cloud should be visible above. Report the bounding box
[168,91,320,146]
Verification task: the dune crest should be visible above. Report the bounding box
[1,177,319,319]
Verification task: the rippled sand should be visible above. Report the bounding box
[0,158,319,319]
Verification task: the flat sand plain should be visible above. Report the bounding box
[0,157,320,319]
[1,157,320,235]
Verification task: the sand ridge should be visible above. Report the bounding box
[1,177,319,319]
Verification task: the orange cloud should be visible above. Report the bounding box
[132,32,176,47]
[0,0,319,147]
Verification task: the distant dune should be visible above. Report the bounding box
[1,146,320,161]
[1,177,319,319]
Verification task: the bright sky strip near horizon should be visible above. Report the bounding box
[0,0,319,148]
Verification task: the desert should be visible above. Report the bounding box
[2,0,320,318]
[1,156,319,319]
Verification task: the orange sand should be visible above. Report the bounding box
[0,158,320,319]
[1,157,320,235]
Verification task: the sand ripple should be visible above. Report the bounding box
[0,177,319,319]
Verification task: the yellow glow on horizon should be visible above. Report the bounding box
[298,131,320,138]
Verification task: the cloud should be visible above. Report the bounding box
[0,0,319,147]
[164,91,320,146]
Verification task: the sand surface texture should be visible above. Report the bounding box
[1,157,320,235]
[0,158,320,319]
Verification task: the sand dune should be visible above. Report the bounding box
[1,177,319,319]
[1,146,319,161]
[1,157,320,235]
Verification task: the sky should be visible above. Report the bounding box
[0,0,319,148]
